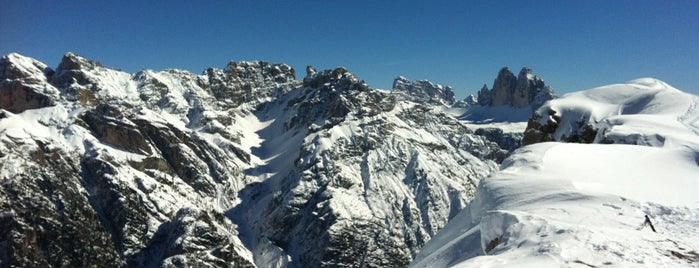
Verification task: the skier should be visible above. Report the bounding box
[641,215,656,232]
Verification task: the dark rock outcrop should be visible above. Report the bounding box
[205,60,298,107]
[489,68,518,106]
[477,67,555,110]
[51,52,106,89]
[1,142,122,267]
[474,128,523,152]
[522,109,559,145]
[0,54,58,113]
[476,84,492,106]
[522,107,599,146]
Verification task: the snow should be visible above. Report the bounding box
[537,78,698,145]
[457,105,534,123]
[81,65,136,101]
[463,122,528,134]
[413,143,699,268]
[8,52,697,267]
[413,78,699,268]
[544,144,699,206]
[4,53,50,78]
[434,104,531,134]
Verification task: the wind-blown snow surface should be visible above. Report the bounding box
[412,79,699,267]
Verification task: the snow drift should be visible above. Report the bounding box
[413,78,699,267]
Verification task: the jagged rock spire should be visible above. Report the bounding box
[478,67,555,110]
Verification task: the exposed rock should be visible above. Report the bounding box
[474,127,523,153]
[206,60,299,107]
[0,141,122,267]
[1,52,509,268]
[490,68,518,106]
[127,208,255,267]
[50,52,106,88]
[522,109,559,145]
[290,67,377,130]
[476,84,491,106]
[392,76,456,105]
[81,104,152,154]
[0,80,57,113]
[224,60,296,86]
[477,67,556,110]
[306,65,317,77]
[0,54,59,113]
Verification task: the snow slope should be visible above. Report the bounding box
[412,79,699,267]
[527,78,699,147]
[1,53,508,267]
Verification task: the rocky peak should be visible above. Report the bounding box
[203,60,299,107]
[392,76,456,105]
[0,53,54,81]
[55,52,104,73]
[49,52,122,92]
[513,67,550,108]
[223,60,296,87]
[302,67,368,92]
[476,84,491,106]
[284,67,384,131]
[306,65,317,77]
[490,67,518,106]
[392,76,411,91]
[478,67,555,110]
[0,54,59,113]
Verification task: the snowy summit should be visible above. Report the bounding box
[412,78,699,267]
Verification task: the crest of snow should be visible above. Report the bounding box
[412,142,699,268]
[413,79,699,268]
[4,53,50,79]
[3,53,61,99]
[538,78,699,147]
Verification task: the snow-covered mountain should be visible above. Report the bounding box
[392,76,457,106]
[0,53,510,267]
[412,78,699,267]
[524,78,699,146]
[6,52,693,268]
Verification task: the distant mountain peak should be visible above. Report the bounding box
[477,66,555,110]
[60,52,102,69]
[391,76,456,105]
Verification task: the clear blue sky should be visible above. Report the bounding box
[2,0,698,97]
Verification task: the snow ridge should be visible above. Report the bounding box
[413,78,699,267]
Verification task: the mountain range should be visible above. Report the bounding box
[1,53,696,267]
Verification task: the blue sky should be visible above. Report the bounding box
[2,0,698,97]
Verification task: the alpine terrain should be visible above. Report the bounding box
[3,52,695,268]
[412,78,699,267]
[0,52,553,267]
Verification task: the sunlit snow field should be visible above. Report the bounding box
[413,78,699,267]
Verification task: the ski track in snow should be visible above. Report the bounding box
[679,95,699,136]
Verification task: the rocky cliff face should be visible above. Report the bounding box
[0,54,58,113]
[0,53,506,267]
[392,76,456,105]
[477,67,555,110]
